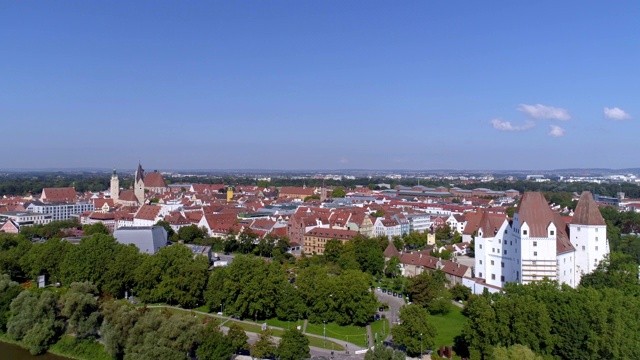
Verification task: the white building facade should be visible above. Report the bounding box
[473,191,608,291]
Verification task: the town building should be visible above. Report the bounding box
[303,227,358,255]
[113,226,168,254]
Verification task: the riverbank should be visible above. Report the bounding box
[0,332,109,360]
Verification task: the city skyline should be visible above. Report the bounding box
[2,1,639,170]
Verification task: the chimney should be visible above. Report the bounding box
[457,263,460,268]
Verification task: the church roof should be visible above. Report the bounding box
[145,171,167,188]
[135,163,145,183]
[571,191,606,226]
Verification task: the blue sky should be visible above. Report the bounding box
[1,1,639,171]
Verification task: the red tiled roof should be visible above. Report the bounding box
[144,171,167,188]
[135,205,162,220]
[517,192,555,238]
[41,187,77,202]
[571,191,606,226]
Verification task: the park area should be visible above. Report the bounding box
[428,305,467,347]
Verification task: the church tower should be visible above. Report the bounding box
[134,163,145,205]
[110,169,119,201]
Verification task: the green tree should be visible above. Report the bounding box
[385,256,401,278]
[491,344,543,360]
[177,224,207,243]
[82,222,110,236]
[435,224,452,241]
[227,322,249,355]
[277,329,310,360]
[0,274,22,331]
[365,344,407,360]
[101,300,141,359]
[0,233,32,280]
[196,322,233,360]
[154,220,175,238]
[20,238,72,282]
[251,328,276,359]
[408,270,451,314]
[323,239,343,264]
[276,283,307,322]
[124,312,200,360]
[353,235,385,275]
[390,305,437,357]
[60,234,118,290]
[59,282,102,339]
[450,283,471,302]
[7,291,63,355]
[331,187,346,198]
[135,244,209,307]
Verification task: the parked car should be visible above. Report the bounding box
[373,313,381,321]
[398,294,403,298]
[382,289,387,293]
[392,292,397,296]
[379,307,385,312]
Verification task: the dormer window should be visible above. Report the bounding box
[523,230,528,235]
[550,230,555,236]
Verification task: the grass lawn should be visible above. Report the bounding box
[307,336,345,351]
[305,322,368,348]
[427,305,467,347]
[370,319,390,343]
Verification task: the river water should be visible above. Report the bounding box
[0,341,69,360]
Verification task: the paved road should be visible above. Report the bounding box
[373,289,406,341]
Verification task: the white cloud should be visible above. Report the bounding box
[604,107,631,121]
[548,125,565,137]
[517,104,571,121]
[490,119,535,132]
[339,158,349,164]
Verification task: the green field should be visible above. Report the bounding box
[305,321,368,348]
[370,319,390,344]
[427,305,467,347]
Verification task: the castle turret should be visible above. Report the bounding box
[569,191,608,285]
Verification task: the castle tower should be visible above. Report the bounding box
[569,191,609,285]
[110,169,119,201]
[134,163,145,205]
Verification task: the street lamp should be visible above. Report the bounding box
[420,333,423,359]
[323,321,326,348]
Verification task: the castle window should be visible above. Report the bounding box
[501,275,505,282]
[533,241,538,247]
[504,250,507,255]
[523,230,528,235]
[582,246,585,251]
[491,260,494,265]
[491,274,496,280]
[479,260,483,264]
[550,230,555,236]
[534,252,538,256]
[501,262,504,268]
[595,246,599,251]
[479,272,483,278]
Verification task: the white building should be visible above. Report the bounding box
[27,201,95,222]
[0,211,53,227]
[474,191,608,291]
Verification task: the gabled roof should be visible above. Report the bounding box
[145,171,167,188]
[517,192,555,238]
[41,187,77,202]
[571,191,606,226]
[135,205,162,220]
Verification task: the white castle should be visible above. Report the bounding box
[474,191,609,288]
